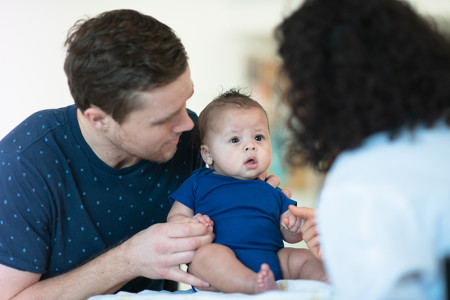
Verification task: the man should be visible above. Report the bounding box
[0,9,319,299]
[0,9,213,299]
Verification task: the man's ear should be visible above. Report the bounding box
[83,107,108,130]
[200,145,213,166]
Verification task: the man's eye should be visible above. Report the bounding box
[229,138,239,143]
[255,135,263,141]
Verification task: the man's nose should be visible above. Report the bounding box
[173,109,194,133]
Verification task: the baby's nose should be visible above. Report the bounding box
[244,142,257,151]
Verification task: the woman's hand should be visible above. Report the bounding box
[289,205,322,259]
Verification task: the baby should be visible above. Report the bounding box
[167,89,326,294]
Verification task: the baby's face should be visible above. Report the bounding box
[203,106,271,180]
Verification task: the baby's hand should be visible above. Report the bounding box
[190,213,214,228]
[282,211,304,234]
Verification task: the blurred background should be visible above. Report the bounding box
[1,0,450,211]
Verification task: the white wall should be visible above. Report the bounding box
[0,0,301,138]
[1,0,449,139]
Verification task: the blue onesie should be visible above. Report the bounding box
[169,167,297,280]
[0,105,203,292]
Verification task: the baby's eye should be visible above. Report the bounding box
[229,137,239,143]
[255,135,264,141]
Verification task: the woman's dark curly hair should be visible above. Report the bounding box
[277,0,450,172]
[64,9,187,123]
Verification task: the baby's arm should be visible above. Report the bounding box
[280,210,304,244]
[167,201,214,228]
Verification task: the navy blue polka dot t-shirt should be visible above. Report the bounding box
[0,105,203,291]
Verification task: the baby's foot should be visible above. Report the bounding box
[254,263,278,293]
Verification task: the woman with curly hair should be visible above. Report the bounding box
[277,0,450,299]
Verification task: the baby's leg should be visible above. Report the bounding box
[189,243,278,294]
[277,247,328,282]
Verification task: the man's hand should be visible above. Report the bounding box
[121,222,214,288]
[3,222,214,299]
[289,205,322,259]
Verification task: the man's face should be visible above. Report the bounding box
[107,66,195,164]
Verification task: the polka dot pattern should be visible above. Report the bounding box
[0,105,203,285]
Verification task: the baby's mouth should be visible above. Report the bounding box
[244,157,258,168]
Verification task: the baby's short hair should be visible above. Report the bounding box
[197,88,268,145]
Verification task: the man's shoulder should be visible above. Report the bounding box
[0,105,76,171]
[0,105,74,147]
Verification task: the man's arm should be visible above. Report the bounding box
[5,245,128,300]
[3,222,213,300]
[0,265,41,300]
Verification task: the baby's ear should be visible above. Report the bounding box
[200,145,213,166]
